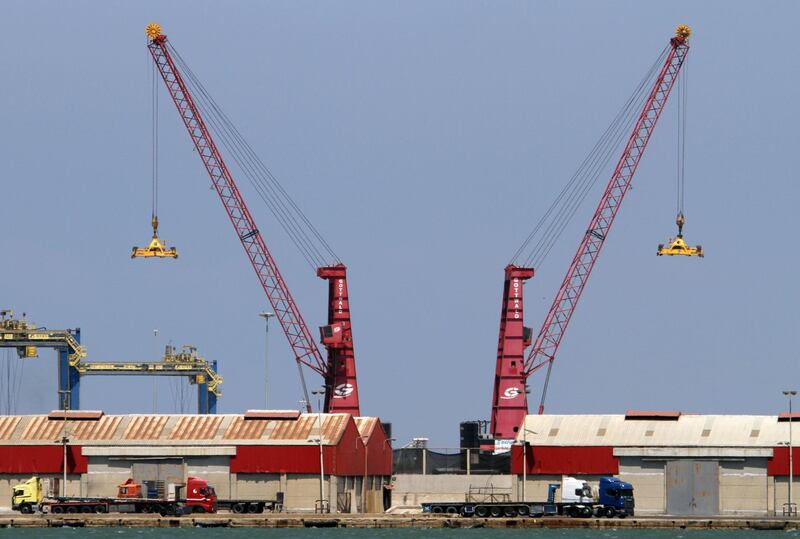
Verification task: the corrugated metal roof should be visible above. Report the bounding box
[169,416,223,440]
[0,417,20,440]
[270,414,316,441]
[0,413,361,446]
[70,416,122,440]
[224,417,267,440]
[19,415,122,441]
[21,416,64,440]
[322,415,348,445]
[355,417,378,441]
[519,414,794,447]
[123,416,168,440]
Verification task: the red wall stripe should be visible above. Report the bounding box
[0,445,87,474]
[768,446,800,476]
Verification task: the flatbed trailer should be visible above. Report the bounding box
[217,499,279,514]
[421,476,634,519]
[37,497,190,516]
[421,500,627,518]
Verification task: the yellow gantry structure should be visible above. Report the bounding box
[0,311,220,412]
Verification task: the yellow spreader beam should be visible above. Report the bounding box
[132,217,178,259]
[657,212,703,257]
[657,236,703,257]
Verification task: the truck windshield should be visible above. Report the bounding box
[619,489,633,497]
[208,487,216,496]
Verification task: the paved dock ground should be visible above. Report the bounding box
[0,514,799,529]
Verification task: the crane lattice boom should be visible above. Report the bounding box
[147,32,328,410]
[491,28,690,439]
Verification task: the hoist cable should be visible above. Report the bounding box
[152,59,159,221]
[510,45,669,269]
[167,44,340,268]
[677,57,688,215]
[172,46,334,268]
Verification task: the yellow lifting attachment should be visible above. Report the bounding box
[131,216,178,259]
[657,213,703,258]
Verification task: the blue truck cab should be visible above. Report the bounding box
[598,476,634,516]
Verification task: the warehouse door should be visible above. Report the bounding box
[666,460,719,515]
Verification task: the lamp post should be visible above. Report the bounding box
[785,390,798,516]
[258,312,275,409]
[311,388,327,513]
[519,428,537,502]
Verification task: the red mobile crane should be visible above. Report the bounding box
[145,23,359,415]
[491,25,691,439]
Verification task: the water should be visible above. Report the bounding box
[0,530,798,538]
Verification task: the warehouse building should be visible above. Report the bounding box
[0,410,392,513]
[511,412,800,516]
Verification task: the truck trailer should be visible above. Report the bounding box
[421,476,634,518]
[12,476,216,515]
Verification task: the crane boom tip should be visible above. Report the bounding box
[145,23,162,41]
[675,24,691,39]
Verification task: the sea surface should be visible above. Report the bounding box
[0,530,799,538]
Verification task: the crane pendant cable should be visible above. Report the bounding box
[656,57,704,258]
[132,51,178,260]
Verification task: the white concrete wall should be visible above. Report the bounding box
[393,474,511,507]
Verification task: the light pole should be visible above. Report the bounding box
[785,390,798,516]
[258,312,275,409]
[519,428,537,502]
[311,388,327,513]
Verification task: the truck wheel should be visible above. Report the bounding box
[489,506,502,518]
[517,505,530,517]
[19,504,33,514]
[475,506,489,518]
[192,505,206,514]
[232,502,246,514]
[445,506,458,515]
[605,507,616,518]
[51,506,64,514]
[503,506,518,517]
[94,505,106,514]
[581,506,592,517]
[431,506,443,514]
[567,506,578,518]
[66,506,78,514]
[248,503,261,513]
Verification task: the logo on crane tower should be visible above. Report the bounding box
[333,383,354,398]
[500,386,521,399]
[513,278,521,319]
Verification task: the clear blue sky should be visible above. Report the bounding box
[1,1,798,447]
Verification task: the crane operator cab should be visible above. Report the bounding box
[132,216,178,259]
[657,212,703,258]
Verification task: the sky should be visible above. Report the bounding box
[1,1,798,448]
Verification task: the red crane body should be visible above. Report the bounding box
[491,29,690,439]
[318,264,360,415]
[147,29,361,415]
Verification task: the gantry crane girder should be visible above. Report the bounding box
[491,26,691,440]
[0,311,221,413]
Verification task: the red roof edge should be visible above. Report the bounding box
[244,410,301,420]
[777,413,800,422]
[47,410,104,421]
[625,410,681,420]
